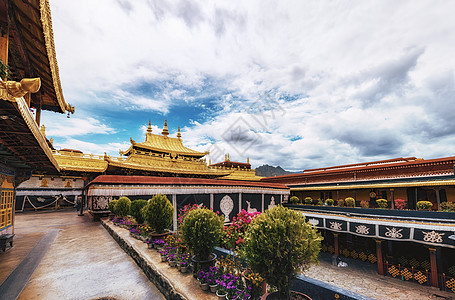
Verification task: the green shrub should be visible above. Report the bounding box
[317,199,324,206]
[115,196,131,217]
[345,197,355,207]
[130,199,148,224]
[181,208,224,261]
[376,198,388,209]
[108,199,118,214]
[337,199,344,207]
[241,206,322,300]
[325,199,334,206]
[440,201,455,212]
[417,200,433,210]
[304,197,313,205]
[289,196,300,204]
[143,194,173,234]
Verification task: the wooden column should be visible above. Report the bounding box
[435,188,441,211]
[238,192,242,213]
[210,193,214,210]
[261,194,264,212]
[172,194,177,231]
[390,189,395,209]
[333,233,339,257]
[36,93,42,125]
[429,247,439,288]
[375,239,385,276]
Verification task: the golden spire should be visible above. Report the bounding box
[162,119,169,136]
[177,127,181,140]
[49,137,53,146]
[146,120,152,142]
[247,157,249,164]
[40,125,46,137]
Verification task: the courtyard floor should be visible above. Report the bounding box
[0,210,454,300]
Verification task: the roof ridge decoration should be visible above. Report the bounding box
[39,0,74,114]
[161,119,169,136]
[0,78,41,101]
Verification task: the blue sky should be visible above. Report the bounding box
[41,0,455,171]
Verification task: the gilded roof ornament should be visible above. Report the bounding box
[0,78,41,102]
[162,119,169,136]
[177,127,182,140]
[40,125,46,137]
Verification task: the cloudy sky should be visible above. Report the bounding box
[41,0,455,171]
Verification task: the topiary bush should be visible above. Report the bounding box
[241,205,322,300]
[304,197,313,205]
[345,197,355,207]
[130,199,148,224]
[440,201,455,212]
[108,199,118,214]
[376,198,388,209]
[325,199,334,206]
[142,194,173,234]
[337,199,344,207]
[181,208,224,261]
[417,200,433,210]
[289,196,300,204]
[115,196,131,217]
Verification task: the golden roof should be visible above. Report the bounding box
[121,120,207,157]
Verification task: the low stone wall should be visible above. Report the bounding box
[101,220,186,300]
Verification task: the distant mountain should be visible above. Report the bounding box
[255,165,297,177]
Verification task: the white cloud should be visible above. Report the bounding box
[48,0,455,170]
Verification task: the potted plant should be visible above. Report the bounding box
[197,270,210,291]
[417,200,433,211]
[360,200,369,208]
[345,197,355,207]
[115,196,131,218]
[216,273,242,300]
[181,208,224,274]
[289,196,299,204]
[440,201,455,212]
[129,199,148,224]
[325,199,334,206]
[394,199,406,210]
[241,205,322,300]
[376,198,388,209]
[304,197,312,205]
[142,194,173,236]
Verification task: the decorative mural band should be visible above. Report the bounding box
[302,212,455,249]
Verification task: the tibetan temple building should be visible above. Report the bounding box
[0,0,74,237]
[261,157,455,292]
[16,120,289,223]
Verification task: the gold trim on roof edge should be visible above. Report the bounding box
[291,179,455,191]
[129,134,208,157]
[16,97,60,171]
[40,0,74,114]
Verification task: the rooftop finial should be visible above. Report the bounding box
[147,120,152,133]
[247,157,249,164]
[162,119,169,136]
[177,126,181,140]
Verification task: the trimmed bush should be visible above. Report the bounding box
[337,199,344,207]
[417,200,433,210]
[181,208,224,261]
[130,199,148,224]
[289,196,300,204]
[241,205,322,300]
[345,197,355,207]
[325,199,334,206]
[376,198,388,209]
[108,199,118,214]
[440,201,455,212]
[304,197,313,205]
[143,194,173,234]
[115,196,131,217]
